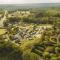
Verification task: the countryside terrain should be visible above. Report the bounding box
[0,3,60,60]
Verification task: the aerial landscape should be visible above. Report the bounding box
[0,0,60,60]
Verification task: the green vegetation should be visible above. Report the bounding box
[0,7,60,60]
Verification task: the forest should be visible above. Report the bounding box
[0,7,60,60]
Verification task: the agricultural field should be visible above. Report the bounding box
[0,3,60,60]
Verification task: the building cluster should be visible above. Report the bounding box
[8,10,31,18]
